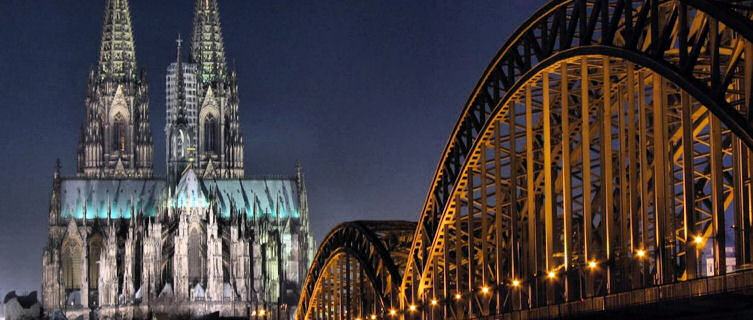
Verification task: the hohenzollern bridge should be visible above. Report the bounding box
[297,0,753,319]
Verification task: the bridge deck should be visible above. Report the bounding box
[488,270,753,320]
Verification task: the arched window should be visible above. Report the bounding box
[112,113,127,152]
[204,114,218,154]
[174,131,185,159]
[62,240,82,290]
[88,236,104,290]
[188,228,203,285]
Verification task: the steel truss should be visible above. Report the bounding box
[296,221,415,320]
[297,0,753,319]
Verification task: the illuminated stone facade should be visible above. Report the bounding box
[41,1,314,319]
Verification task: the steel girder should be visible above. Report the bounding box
[400,0,753,318]
[296,221,415,320]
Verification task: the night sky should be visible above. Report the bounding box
[0,0,545,293]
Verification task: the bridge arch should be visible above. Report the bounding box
[401,0,753,318]
[296,221,415,320]
[297,0,753,319]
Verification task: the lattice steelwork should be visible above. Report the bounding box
[297,0,753,319]
[297,221,415,320]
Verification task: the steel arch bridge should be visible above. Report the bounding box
[297,221,416,320]
[297,0,753,319]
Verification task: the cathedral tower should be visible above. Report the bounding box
[77,0,154,178]
[167,0,244,183]
[45,2,313,319]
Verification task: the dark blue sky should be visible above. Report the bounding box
[0,0,545,292]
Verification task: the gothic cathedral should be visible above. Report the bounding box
[41,1,315,319]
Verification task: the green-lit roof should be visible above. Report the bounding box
[59,172,301,220]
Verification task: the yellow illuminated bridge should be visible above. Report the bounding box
[297,0,753,319]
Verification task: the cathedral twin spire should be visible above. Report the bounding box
[167,0,244,182]
[78,0,152,178]
[78,0,243,180]
[98,0,137,81]
[191,0,227,84]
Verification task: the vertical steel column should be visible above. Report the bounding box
[732,65,747,267]
[733,132,746,267]
[652,74,670,284]
[337,258,343,320]
[525,83,538,307]
[325,267,331,320]
[494,123,504,313]
[431,254,438,320]
[581,58,594,298]
[542,72,556,305]
[745,41,753,265]
[480,145,490,315]
[346,255,352,320]
[358,263,367,317]
[561,62,574,302]
[454,192,462,318]
[618,77,630,291]
[443,238,450,319]
[509,100,522,310]
[741,40,753,263]
[638,70,651,286]
[601,56,615,293]
[708,14,727,278]
[680,91,697,279]
[626,62,642,289]
[710,115,727,276]
[466,169,475,314]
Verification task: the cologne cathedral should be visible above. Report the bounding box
[40,1,315,319]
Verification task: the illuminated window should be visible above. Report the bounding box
[62,241,82,290]
[204,114,219,154]
[112,113,127,152]
[188,229,204,284]
[88,236,104,289]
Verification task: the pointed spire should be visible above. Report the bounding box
[107,193,112,222]
[130,195,135,219]
[295,160,303,184]
[54,158,62,180]
[191,0,227,84]
[83,194,88,224]
[98,0,137,81]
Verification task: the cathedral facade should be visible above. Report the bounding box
[41,1,314,319]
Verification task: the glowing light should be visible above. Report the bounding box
[355,317,361,320]
[258,309,266,316]
[636,249,646,258]
[389,309,397,316]
[454,293,462,300]
[588,260,598,269]
[511,279,521,287]
[409,304,417,312]
[371,314,377,320]
[481,286,490,294]
[547,271,556,279]
[694,235,704,245]
[431,299,438,306]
